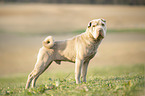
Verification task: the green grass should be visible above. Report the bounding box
[107,28,145,33]
[74,28,145,34]
[0,64,144,96]
[0,28,145,36]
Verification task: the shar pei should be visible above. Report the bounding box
[25,18,107,89]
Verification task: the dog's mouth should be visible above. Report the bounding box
[98,34,104,40]
[98,29,104,39]
[99,32,104,38]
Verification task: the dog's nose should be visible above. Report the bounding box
[98,29,103,33]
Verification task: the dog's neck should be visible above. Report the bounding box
[83,29,103,43]
[78,31,103,51]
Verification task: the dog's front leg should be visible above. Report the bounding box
[81,61,90,82]
[75,58,83,84]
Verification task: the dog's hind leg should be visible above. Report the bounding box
[25,71,35,89]
[25,48,53,89]
[31,61,52,88]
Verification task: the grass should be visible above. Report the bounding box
[0,28,145,36]
[107,28,145,33]
[0,64,144,96]
[74,28,145,34]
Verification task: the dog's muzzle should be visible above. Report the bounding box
[98,28,105,38]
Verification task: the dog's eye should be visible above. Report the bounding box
[47,41,50,43]
[93,25,96,27]
[102,23,105,26]
[88,22,92,28]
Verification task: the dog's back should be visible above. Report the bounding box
[25,18,106,89]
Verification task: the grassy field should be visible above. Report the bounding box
[0,64,144,96]
[0,4,145,96]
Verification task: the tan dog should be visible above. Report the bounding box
[25,18,107,89]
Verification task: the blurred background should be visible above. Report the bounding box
[0,0,145,5]
[0,0,145,76]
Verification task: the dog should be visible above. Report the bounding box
[25,18,107,89]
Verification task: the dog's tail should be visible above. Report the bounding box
[42,36,55,49]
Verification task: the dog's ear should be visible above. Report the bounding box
[101,18,106,23]
[88,22,92,28]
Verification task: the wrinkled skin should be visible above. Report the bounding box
[25,18,107,89]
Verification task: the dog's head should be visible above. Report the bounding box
[87,18,107,39]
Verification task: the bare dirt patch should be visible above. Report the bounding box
[0,33,145,76]
[0,4,145,76]
[0,4,145,33]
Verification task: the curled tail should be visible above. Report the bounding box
[42,36,55,49]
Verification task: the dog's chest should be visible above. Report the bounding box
[85,44,97,57]
[77,43,97,61]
